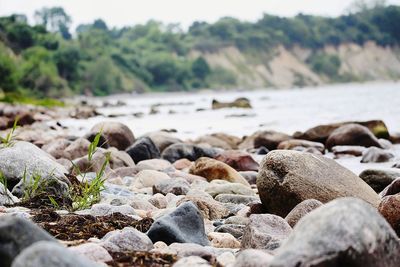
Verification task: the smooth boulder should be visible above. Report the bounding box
[359,169,400,193]
[214,150,259,171]
[257,150,380,216]
[161,143,218,163]
[269,198,400,267]
[326,124,381,150]
[91,121,135,150]
[125,137,160,164]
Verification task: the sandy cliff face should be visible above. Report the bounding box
[192,42,400,89]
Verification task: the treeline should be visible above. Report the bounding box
[0,4,400,98]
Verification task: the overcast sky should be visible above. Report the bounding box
[1,0,400,30]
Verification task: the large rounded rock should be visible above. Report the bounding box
[126,137,160,164]
[326,124,381,150]
[0,141,69,197]
[378,194,400,236]
[91,121,135,150]
[359,169,400,193]
[12,241,99,267]
[161,143,218,163]
[190,157,250,186]
[214,150,259,172]
[257,150,380,216]
[0,216,56,267]
[269,198,400,267]
[147,202,210,246]
[241,214,292,250]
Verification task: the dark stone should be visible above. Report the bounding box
[326,124,382,150]
[153,178,190,196]
[253,131,292,150]
[359,169,400,193]
[269,198,400,267]
[126,137,161,163]
[11,241,99,267]
[147,202,210,246]
[84,131,109,148]
[0,216,56,267]
[161,143,218,163]
[215,224,245,239]
[284,199,323,227]
[380,178,400,198]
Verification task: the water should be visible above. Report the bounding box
[61,81,400,140]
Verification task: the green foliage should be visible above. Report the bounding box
[308,53,342,78]
[0,49,18,92]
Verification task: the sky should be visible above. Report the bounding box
[1,0,400,30]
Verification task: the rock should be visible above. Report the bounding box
[253,131,292,150]
[215,194,259,205]
[78,203,137,217]
[217,252,236,266]
[0,141,69,198]
[224,216,249,225]
[91,121,135,150]
[233,249,274,267]
[177,196,229,220]
[11,241,99,267]
[239,171,258,185]
[277,139,325,153]
[214,150,259,172]
[64,138,91,160]
[269,198,400,267]
[284,199,323,227]
[206,182,255,198]
[132,170,170,189]
[380,178,400,197]
[359,169,400,193]
[215,224,245,239]
[84,131,109,148]
[42,138,71,159]
[295,120,389,143]
[173,256,211,267]
[162,143,218,163]
[194,135,233,150]
[146,131,182,152]
[0,183,18,205]
[69,243,113,263]
[173,158,192,170]
[378,194,400,235]
[147,202,210,246]
[100,227,154,252]
[208,232,240,248]
[326,124,382,150]
[257,150,380,216]
[126,137,161,164]
[169,242,215,262]
[212,97,252,110]
[136,159,173,172]
[211,133,241,149]
[332,145,366,158]
[149,193,168,209]
[360,147,394,163]
[153,178,190,196]
[241,214,292,250]
[190,157,250,186]
[0,216,56,267]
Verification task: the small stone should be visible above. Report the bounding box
[136,159,174,172]
[161,143,218,163]
[214,150,259,171]
[173,158,192,170]
[361,147,394,163]
[206,182,255,198]
[153,178,190,196]
[177,196,229,220]
[332,145,366,158]
[277,139,325,153]
[100,227,154,253]
[378,194,400,235]
[215,224,245,239]
[125,137,161,164]
[215,194,259,205]
[284,199,323,227]
[91,121,135,150]
[208,232,240,248]
[173,256,211,267]
[69,243,113,263]
[132,170,170,189]
[233,249,274,267]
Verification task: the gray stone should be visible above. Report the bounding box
[153,178,190,196]
[147,202,210,246]
[269,198,400,267]
[233,249,274,267]
[126,137,161,164]
[241,214,292,250]
[215,194,259,205]
[359,168,400,193]
[11,241,100,267]
[284,199,323,227]
[100,227,153,252]
[177,196,229,220]
[206,183,255,198]
[0,216,56,267]
[215,224,246,239]
[361,147,394,163]
[257,150,380,216]
[161,143,218,163]
[0,184,18,205]
[173,256,211,267]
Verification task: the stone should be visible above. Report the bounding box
[173,158,192,170]
[153,178,190,196]
[148,193,168,209]
[194,135,233,150]
[360,146,394,163]
[215,224,245,239]
[69,243,113,263]
[162,143,218,163]
[241,214,292,250]
[41,138,71,159]
[212,97,252,109]
[225,216,249,225]
[208,232,240,248]
[284,199,323,227]
[257,150,380,216]
[100,227,154,252]
[332,145,366,158]
[380,178,400,197]
[64,138,91,160]
[136,159,173,172]
[91,121,135,150]
[132,170,170,189]
[146,131,182,152]
[0,183,18,205]
[147,202,210,246]
[206,182,255,198]
[126,137,161,164]
[11,241,99,267]
[233,249,274,267]
[169,242,215,262]
[214,150,259,171]
[359,169,400,193]
[173,256,211,267]
[326,124,382,150]
[215,194,259,205]
[211,133,241,149]
[239,171,258,185]
[277,139,325,153]
[0,216,56,267]
[269,198,400,267]
[190,157,250,186]
[78,203,137,217]
[177,196,229,220]
[253,131,292,150]
[0,141,69,198]
[378,194,400,235]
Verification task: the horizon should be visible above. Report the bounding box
[1,0,400,31]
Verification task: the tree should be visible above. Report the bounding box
[192,57,210,80]
[0,51,18,92]
[34,7,72,39]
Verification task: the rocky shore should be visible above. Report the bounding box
[0,101,400,267]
